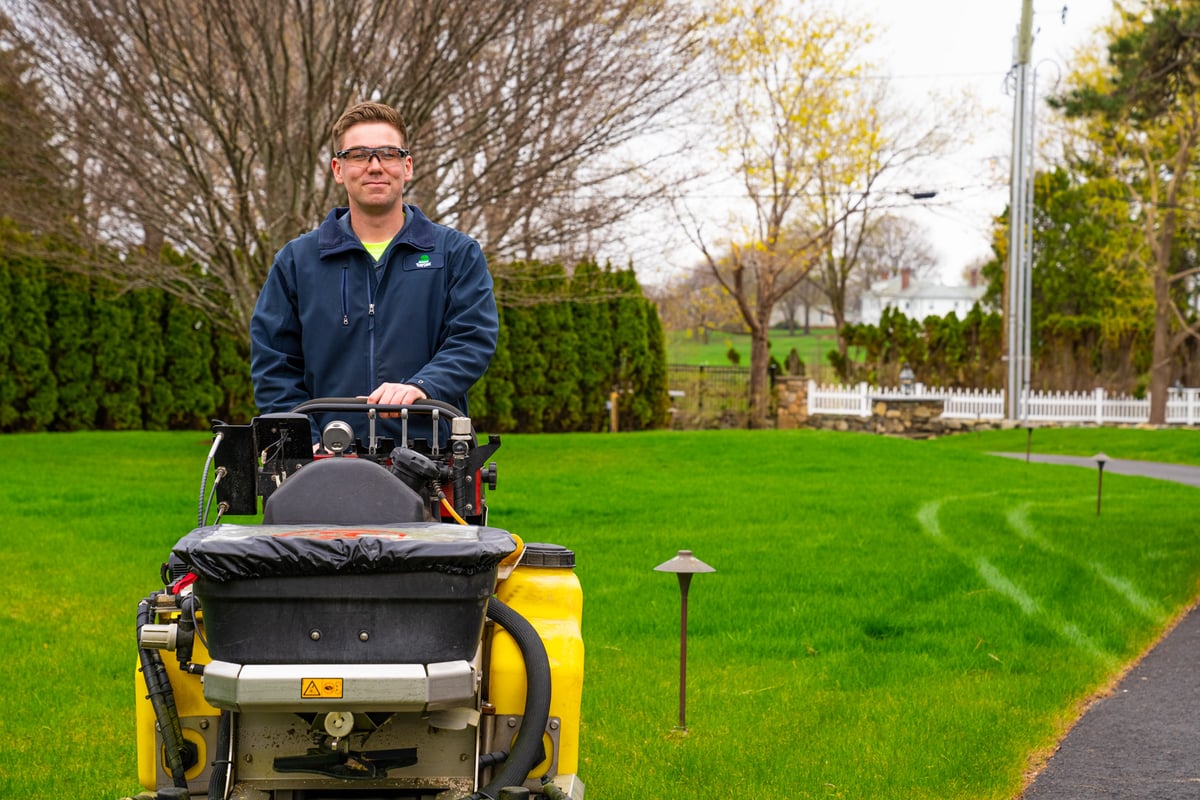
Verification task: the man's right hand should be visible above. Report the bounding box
[367,382,428,417]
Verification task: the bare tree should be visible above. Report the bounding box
[681,0,885,425]
[11,0,705,332]
[647,265,743,341]
[811,211,944,337]
[855,214,941,284]
[422,1,704,270]
[0,12,68,233]
[678,0,973,424]
[777,277,827,336]
[807,79,963,361]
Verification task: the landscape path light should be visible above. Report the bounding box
[1094,452,1109,516]
[899,364,915,395]
[654,549,715,732]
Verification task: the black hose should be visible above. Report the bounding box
[137,594,191,789]
[208,710,233,800]
[470,598,553,800]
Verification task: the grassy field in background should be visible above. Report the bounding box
[1,427,1199,799]
[665,327,842,372]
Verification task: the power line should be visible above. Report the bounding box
[672,181,1010,203]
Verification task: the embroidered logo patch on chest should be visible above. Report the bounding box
[404,252,444,271]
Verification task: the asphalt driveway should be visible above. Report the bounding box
[990,453,1200,799]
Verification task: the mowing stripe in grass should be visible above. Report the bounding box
[1005,503,1163,620]
[973,556,1040,617]
[1090,566,1164,620]
[918,497,1114,665]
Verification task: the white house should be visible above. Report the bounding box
[770,303,844,328]
[859,270,987,325]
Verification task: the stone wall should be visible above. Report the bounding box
[774,376,810,429]
[774,377,1010,437]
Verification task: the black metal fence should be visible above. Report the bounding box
[667,364,751,427]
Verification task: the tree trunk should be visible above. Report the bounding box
[1149,269,1172,424]
[833,306,849,361]
[749,321,772,427]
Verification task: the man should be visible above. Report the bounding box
[250,102,498,447]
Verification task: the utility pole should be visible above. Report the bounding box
[1007,0,1035,421]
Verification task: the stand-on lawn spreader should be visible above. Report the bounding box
[127,399,584,800]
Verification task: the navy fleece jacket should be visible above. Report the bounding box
[250,205,498,444]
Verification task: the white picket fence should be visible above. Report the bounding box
[807,381,1200,426]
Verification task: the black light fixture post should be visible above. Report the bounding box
[1094,452,1108,516]
[654,550,715,731]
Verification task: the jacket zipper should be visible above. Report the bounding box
[367,270,377,389]
[340,267,349,326]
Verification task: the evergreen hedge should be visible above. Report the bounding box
[838,299,1159,395]
[835,305,1004,388]
[468,260,670,433]
[0,230,249,433]
[0,228,668,434]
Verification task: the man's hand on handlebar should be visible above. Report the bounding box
[367,383,428,417]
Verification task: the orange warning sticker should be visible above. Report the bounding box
[301,678,343,699]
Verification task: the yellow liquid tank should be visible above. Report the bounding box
[135,630,217,791]
[488,542,584,779]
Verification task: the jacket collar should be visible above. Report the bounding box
[318,205,437,258]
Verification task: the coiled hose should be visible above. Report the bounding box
[469,598,552,800]
[137,593,191,790]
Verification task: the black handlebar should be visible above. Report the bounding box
[291,397,468,419]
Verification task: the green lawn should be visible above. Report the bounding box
[665,327,842,372]
[2,427,1198,799]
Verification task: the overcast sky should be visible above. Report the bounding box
[844,0,1118,283]
[632,1,1118,288]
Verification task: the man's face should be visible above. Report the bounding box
[330,121,412,215]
